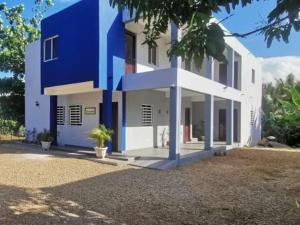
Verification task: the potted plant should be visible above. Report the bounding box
[37,129,54,151]
[88,125,113,159]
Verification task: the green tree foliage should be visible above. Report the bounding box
[110,0,300,64]
[0,0,53,124]
[263,74,300,146]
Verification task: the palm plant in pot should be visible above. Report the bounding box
[88,125,113,159]
[37,129,54,151]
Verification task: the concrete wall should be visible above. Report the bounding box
[125,90,169,150]
[25,41,51,139]
[56,91,122,149]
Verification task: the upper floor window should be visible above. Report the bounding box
[251,69,255,84]
[148,45,157,66]
[44,36,58,62]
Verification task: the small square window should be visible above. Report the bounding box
[148,45,157,65]
[44,36,58,62]
[57,106,65,126]
[142,104,153,126]
[251,69,255,84]
[69,105,82,126]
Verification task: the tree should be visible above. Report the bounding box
[0,0,53,124]
[263,74,300,146]
[110,0,300,64]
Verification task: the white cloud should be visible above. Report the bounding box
[260,56,300,83]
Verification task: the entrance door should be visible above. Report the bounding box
[112,102,119,152]
[219,109,226,141]
[99,103,118,152]
[184,108,191,143]
[125,32,136,74]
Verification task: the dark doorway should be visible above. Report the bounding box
[219,63,227,85]
[112,102,119,152]
[125,32,136,74]
[184,108,191,143]
[234,61,239,89]
[219,109,226,141]
[99,102,118,152]
[234,109,238,142]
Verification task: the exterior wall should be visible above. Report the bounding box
[57,91,122,148]
[135,33,170,73]
[125,90,169,150]
[25,41,51,138]
[41,0,125,92]
[41,0,100,92]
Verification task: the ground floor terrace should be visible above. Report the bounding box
[50,86,244,163]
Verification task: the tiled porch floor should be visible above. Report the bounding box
[124,142,227,169]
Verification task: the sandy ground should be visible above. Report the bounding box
[0,146,299,225]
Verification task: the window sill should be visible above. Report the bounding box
[44,58,58,63]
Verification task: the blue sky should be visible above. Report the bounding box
[1,0,299,78]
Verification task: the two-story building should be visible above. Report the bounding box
[25,0,262,161]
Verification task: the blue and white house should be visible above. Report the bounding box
[25,0,262,161]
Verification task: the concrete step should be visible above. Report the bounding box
[106,153,137,162]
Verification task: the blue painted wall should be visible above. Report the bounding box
[41,0,125,93]
[99,0,125,90]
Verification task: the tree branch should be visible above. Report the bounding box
[224,15,289,38]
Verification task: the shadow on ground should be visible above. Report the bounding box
[0,148,300,225]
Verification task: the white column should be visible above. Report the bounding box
[204,57,214,150]
[227,48,235,87]
[226,48,235,145]
[169,86,181,160]
[171,21,182,68]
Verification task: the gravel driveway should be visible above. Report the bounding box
[0,146,299,225]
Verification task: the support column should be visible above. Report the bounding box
[102,90,113,153]
[171,22,182,68]
[226,100,234,145]
[226,47,235,145]
[169,86,181,160]
[204,57,214,150]
[205,95,214,150]
[49,96,57,145]
[227,47,235,87]
[120,92,126,153]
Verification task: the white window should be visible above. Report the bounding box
[44,35,58,62]
[148,45,157,65]
[250,110,255,126]
[57,106,65,125]
[142,104,153,126]
[69,105,82,126]
[251,69,255,84]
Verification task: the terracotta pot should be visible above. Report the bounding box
[41,141,52,151]
[94,147,108,159]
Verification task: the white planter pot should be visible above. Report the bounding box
[41,141,52,151]
[94,147,108,159]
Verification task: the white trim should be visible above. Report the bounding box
[43,35,59,62]
[44,81,97,96]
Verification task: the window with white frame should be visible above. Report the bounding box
[142,104,153,126]
[57,106,65,125]
[69,105,82,126]
[44,36,58,62]
[148,45,157,65]
[251,69,255,84]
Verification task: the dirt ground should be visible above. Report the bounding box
[0,146,299,225]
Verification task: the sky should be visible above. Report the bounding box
[1,0,299,81]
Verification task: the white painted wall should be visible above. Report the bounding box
[57,91,123,149]
[25,41,51,140]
